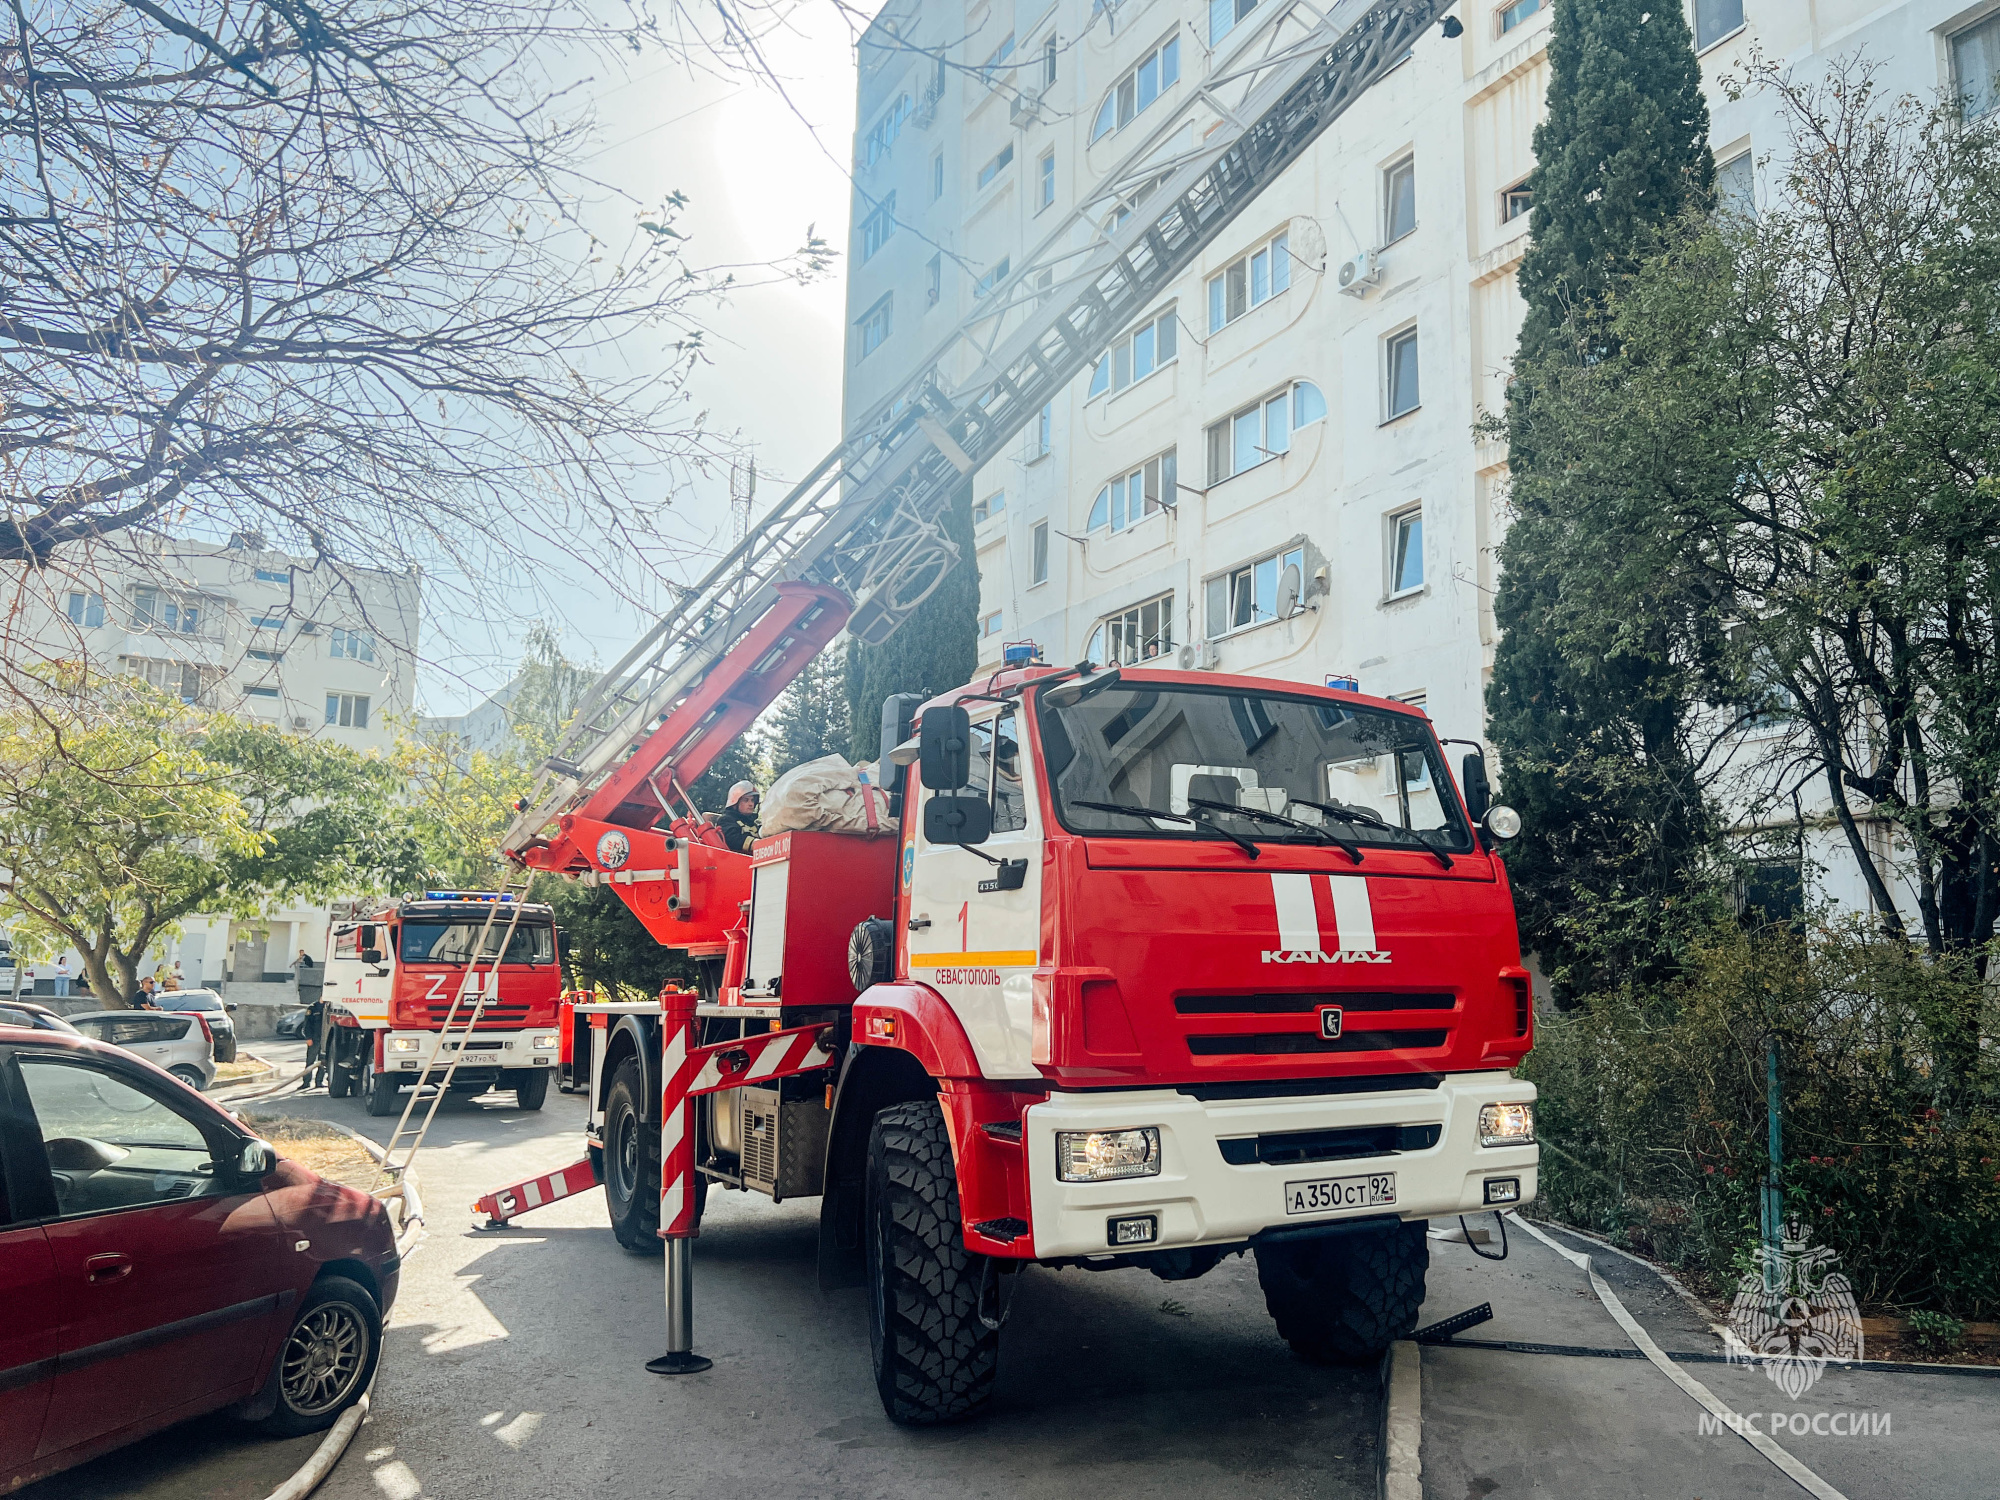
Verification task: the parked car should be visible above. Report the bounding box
[155,988,239,1063]
[274,1008,312,1040]
[0,1000,79,1034]
[0,1024,399,1489]
[63,1011,216,1091]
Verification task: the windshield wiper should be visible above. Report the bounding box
[1290,798,1453,868]
[1071,799,1262,860]
[1185,797,1363,865]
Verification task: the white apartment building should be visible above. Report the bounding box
[844,0,2000,926]
[4,534,421,988]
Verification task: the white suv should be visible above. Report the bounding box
[65,1011,217,1091]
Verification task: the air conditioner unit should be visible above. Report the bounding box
[1009,88,1044,129]
[291,716,313,731]
[1177,641,1220,671]
[1337,250,1381,297]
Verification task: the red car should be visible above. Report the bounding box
[0,1024,400,1489]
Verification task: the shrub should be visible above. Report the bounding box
[1524,922,2000,1319]
[1906,1310,1967,1357]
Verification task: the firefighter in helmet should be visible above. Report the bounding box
[709,781,761,853]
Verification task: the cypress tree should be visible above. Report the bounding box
[1488,0,1724,1005]
[768,651,852,778]
[843,482,980,763]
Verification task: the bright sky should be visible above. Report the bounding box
[418,4,864,713]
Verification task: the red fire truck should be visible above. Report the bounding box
[320,892,563,1116]
[474,0,1525,1429]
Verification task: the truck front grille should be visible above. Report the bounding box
[406,1001,533,1028]
[1186,1028,1449,1057]
[1218,1122,1442,1166]
[1174,991,1455,1015]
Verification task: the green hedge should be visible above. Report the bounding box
[1524,925,2000,1318]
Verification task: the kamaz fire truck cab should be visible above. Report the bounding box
[321,892,563,1116]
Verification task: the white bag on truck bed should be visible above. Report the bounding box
[758,754,891,836]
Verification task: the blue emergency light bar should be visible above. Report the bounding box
[421,891,514,902]
[1002,640,1040,666]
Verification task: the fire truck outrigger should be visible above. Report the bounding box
[476,0,1538,1427]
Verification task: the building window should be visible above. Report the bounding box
[1088,591,1174,666]
[980,34,1015,83]
[926,253,942,308]
[932,152,945,200]
[863,94,912,168]
[1388,507,1424,595]
[857,296,892,360]
[1041,34,1057,88]
[244,685,281,700]
[253,567,290,583]
[1038,150,1055,211]
[65,591,105,629]
[1385,326,1420,420]
[977,142,1015,190]
[247,648,283,662]
[126,657,214,704]
[979,610,1005,640]
[1086,306,1178,399]
[1033,402,1052,459]
[326,692,371,729]
[1031,520,1050,585]
[861,193,897,261]
[1090,33,1180,142]
[1204,381,1326,484]
[1206,544,1306,638]
[1498,0,1541,33]
[1209,0,1260,48]
[1500,177,1532,223]
[1716,150,1754,218]
[975,257,1012,299]
[1955,15,2000,119]
[250,613,286,631]
[132,587,211,636]
[1207,231,1291,332]
[1087,448,1176,533]
[329,627,375,663]
[1693,0,1743,51]
[1384,155,1416,244]
[973,491,1006,524]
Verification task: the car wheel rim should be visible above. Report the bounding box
[281,1303,368,1416]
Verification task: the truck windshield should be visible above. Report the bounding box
[399,922,555,966]
[1037,682,1472,853]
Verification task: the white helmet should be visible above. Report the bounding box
[727,781,758,805]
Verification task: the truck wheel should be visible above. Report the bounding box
[604,1057,663,1255]
[865,1098,998,1425]
[1254,1220,1430,1366]
[514,1069,549,1110]
[362,1056,400,1118]
[326,1035,353,1099]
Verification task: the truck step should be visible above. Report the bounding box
[474,1156,601,1229]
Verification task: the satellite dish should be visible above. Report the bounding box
[1276,562,1302,619]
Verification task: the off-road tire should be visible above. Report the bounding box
[362,1056,399,1118]
[1254,1220,1430,1366]
[513,1068,549,1111]
[254,1275,381,1437]
[325,1035,353,1099]
[865,1098,999,1425]
[604,1057,663,1255]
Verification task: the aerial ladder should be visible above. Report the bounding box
[496,0,1454,1374]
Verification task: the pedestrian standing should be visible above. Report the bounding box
[134,976,159,1010]
[53,956,70,998]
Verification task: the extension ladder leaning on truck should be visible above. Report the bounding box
[487,656,1538,1423]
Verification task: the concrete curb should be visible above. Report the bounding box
[1378,1340,1421,1500]
[261,1385,370,1500]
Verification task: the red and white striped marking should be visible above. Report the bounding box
[474,1157,599,1226]
[685,1024,835,1096]
[1269,872,1378,952]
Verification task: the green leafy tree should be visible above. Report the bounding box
[769,651,852,777]
[844,484,980,762]
[1486,0,1727,1003]
[0,676,417,1004]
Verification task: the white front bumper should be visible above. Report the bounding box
[384,1029,555,1071]
[1023,1071,1537,1258]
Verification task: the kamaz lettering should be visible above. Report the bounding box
[1261,949,1393,965]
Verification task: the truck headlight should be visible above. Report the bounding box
[1478,1102,1535,1147]
[387,1036,421,1054]
[1057,1127,1161,1182]
[531,1033,559,1050]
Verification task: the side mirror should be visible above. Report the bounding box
[879,691,925,770]
[360,947,383,966]
[919,704,973,790]
[1460,752,1491,823]
[1042,665,1122,708]
[237,1139,278,1178]
[224,1003,238,1013]
[924,793,994,845]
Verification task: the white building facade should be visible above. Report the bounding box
[844,0,2000,928]
[4,534,421,989]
